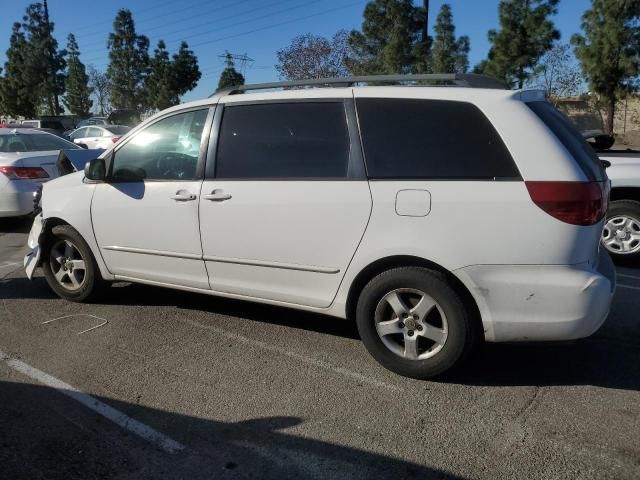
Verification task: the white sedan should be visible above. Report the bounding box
[0,128,81,217]
[68,125,131,150]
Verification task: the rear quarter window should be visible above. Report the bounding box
[356,98,520,179]
[526,101,605,181]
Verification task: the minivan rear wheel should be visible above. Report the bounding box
[42,225,105,302]
[356,267,475,379]
[602,200,640,265]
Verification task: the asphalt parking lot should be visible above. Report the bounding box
[1,217,639,480]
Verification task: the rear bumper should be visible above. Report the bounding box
[454,249,616,342]
[0,179,39,217]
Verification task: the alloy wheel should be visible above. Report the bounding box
[49,239,87,291]
[374,288,448,360]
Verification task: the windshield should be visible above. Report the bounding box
[0,132,81,153]
[106,126,131,135]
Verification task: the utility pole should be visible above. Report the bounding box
[43,0,61,115]
[423,0,429,41]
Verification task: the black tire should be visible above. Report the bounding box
[42,225,105,302]
[602,200,640,266]
[356,267,476,380]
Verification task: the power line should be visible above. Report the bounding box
[83,0,348,66]
[189,1,364,49]
[78,0,294,53]
[71,0,190,35]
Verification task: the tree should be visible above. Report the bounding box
[217,52,245,90]
[63,34,93,117]
[479,0,560,88]
[22,1,66,115]
[87,66,111,115]
[146,41,200,111]
[107,9,150,111]
[346,0,429,75]
[431,4,470,74]
[276,30,351,80]
[0,23,37,117]
[528,43,583,105]
[571,0,640,135]
[0,3,66,116]
[146,41,174,110]
[170,42,201,99]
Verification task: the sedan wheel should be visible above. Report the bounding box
[602,215,640,256]
[49,239,87,291]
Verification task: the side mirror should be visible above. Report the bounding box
[84,158,106,181]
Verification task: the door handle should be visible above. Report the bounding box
[171,191,197,201]
[202,189,232,201]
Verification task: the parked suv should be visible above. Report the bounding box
[24,75,615,379]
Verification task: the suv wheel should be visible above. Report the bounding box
[42,225,105,302]
[356,267,475,379]
[602,200,640,265]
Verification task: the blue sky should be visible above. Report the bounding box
[0,0,591,103]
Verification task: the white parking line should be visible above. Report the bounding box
[0,262,21,269]
[0,349,185,454]
[618,284,640,292]
[616,273,640,280]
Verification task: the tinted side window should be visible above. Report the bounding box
[356,98,519,179]
[215,102,350,179]
[527,101,605,181]
[111,109,208,181]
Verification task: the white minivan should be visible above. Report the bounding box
[24,74,616,379]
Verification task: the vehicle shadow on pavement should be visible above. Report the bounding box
[2,277,638,391]
[0,217,32,234]
[0,380,464,480]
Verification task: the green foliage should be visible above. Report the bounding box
[571,0,640,134]
[106,9,150,111]
[146,41,201,111]
[431,4,470,73]
[63,34,93,117]
[171,42,201,99]
[480,0,560,88]
[346,0,429,75]
[217,52,245,90]
[1,2,66,117]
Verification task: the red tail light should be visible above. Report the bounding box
[0,166,50,180]
[111,136,120,143]
[525,181,609,226]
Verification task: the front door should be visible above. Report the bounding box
[199,100,372,308]
[92,108,212,289]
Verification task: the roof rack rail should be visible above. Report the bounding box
[212,73,508,96]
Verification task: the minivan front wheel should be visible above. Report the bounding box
[356,267,475,379]
[43,225,105,302]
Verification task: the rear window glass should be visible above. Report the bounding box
[356,98,520,179]
[106,126,131,135]
[0,133,80,152]
[526,101,605,181]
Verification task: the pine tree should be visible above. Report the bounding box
[217,52,245,90]
[480,0,560,88]
[170,42,201,99]
[146,41,200,111]
[106,9,150,111]
[147,41,174,110]
[0,23,38,117]
[571,0,640,135]
[346,0,428,74]
[63,34,93,117]
[431,4,470,74]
